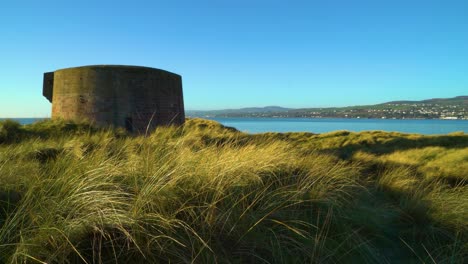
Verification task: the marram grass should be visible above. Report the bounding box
[0,118,467,263]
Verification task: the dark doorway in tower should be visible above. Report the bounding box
[125,117,133,133]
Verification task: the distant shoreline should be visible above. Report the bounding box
[187,95,468,120]
[2,116,468,123]
[189,116,468,120]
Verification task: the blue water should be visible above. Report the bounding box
[0,118,48,125]
[210,118,468,135]
[2,117,467,135]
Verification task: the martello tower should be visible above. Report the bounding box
[43,65,185,133]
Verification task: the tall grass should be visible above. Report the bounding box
[0,118,466,263]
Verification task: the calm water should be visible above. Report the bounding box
[210,118,468,135]
[0,118,49,125]
[2,117,468,135]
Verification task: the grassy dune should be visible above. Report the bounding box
[0,118,467,263]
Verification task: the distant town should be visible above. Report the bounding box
[187,96,468,120]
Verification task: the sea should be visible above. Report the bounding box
[0,118,49,125]
[2,117,468,135]
[209,117,468,135]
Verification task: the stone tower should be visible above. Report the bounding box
[43,65,185,133]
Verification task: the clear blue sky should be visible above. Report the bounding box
[1,0,467,117]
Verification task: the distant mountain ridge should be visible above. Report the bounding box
[219,106,291,113]
[187,96,467,119]
[188,106,291,116]
[384,96,468,105]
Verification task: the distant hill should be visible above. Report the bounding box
[385,96,468,106]
[187,96,468,119]
[187,106,291,117]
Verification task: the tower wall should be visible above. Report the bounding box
[43,65,184,133]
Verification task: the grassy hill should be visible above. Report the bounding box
[0,119,467,263]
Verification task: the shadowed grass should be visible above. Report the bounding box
[0,118,466,263]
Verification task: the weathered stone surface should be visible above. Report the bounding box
[43,65,185,133]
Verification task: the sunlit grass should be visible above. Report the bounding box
[0,118,466,263]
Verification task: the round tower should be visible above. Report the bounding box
[43,65,185,133]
